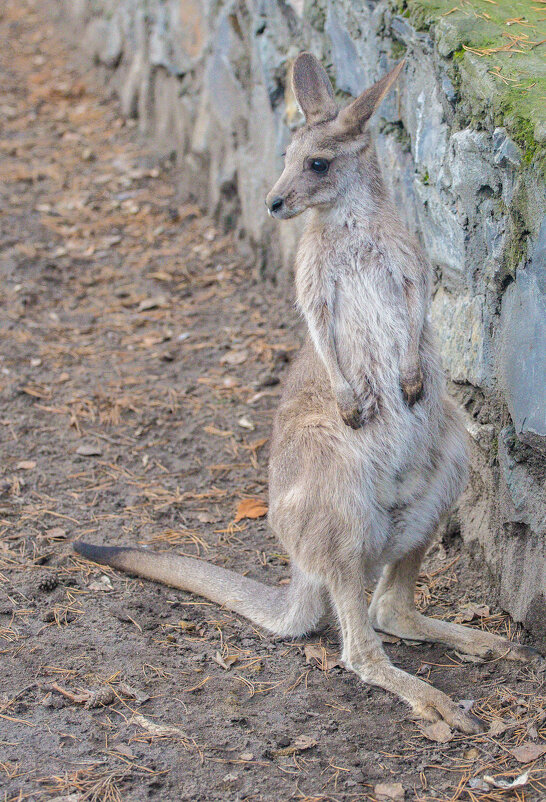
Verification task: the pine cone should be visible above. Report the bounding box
[38,575,58,592]
[85,686,116,708]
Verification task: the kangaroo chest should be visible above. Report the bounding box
[334,259,409,391]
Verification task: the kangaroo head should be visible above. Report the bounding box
[266,53,405,219]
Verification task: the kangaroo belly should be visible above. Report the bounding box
[334,269,408,399]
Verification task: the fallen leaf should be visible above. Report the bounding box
[16,460,36,470]
[379,633,400,644]
[483,771,529,789]
[76,443,102,457]
[304,643,342,671]
[132,713,187,739]
[455,603,490,623]
[488,718,510,736]
[119,682,150,704]
[112,743,134,759]
[177,620,196,631]
[233,497,268,523]
[88,575,114,592]
[508,743,546,763]
[196,511,222,524]
[292,735,317,751]
[273,734,317,756]
[464,747,480,760]
[213,650,239,670]
[468,778,489,792]
[374,782,405,801]
[45,527,67,540]
[421,720,453,743]
[220,349,248,366]
[141,333,165,348]
[138,295,166,311]
[453,651,484,664]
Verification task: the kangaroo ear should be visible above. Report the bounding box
[291,53,337,125]
[338,60,405,133]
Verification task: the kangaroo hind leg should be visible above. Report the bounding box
[369,544,542,663]
[370,424,541,664]
[328,565,484,733]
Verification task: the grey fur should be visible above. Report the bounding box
[75,54,542,734]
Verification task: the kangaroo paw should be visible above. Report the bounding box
[401,369,423,407]
[336,385,364,429]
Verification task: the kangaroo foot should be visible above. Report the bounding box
[370,593,544,665]
[350,659,484,735]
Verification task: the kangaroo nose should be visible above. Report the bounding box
[270,197,283,212]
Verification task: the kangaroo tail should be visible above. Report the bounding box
[73,541,324,637]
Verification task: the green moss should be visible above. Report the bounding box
[503,102,542,165]
[490,436,498,461]
[304,0,327,33]
[380,120,411,149]
[502,186,532,277]
[391,39,407,60]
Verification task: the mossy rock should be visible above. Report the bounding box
[394,1,546,160]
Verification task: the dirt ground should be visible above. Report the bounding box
[1,3,545,801]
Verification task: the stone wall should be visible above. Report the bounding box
[61,0,545,642]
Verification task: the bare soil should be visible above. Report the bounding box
[0,3,544,800]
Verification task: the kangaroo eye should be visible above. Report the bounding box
[309,158,329,173]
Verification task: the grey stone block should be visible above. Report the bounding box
[449,129,501,216]
[326,5,367,97]
[498,217,546,453]
[493,127,521,168]
[414,182,465,281]
[497,427,546,637]
[430,287,487,385]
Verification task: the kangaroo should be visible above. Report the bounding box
[74,54,541,733]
